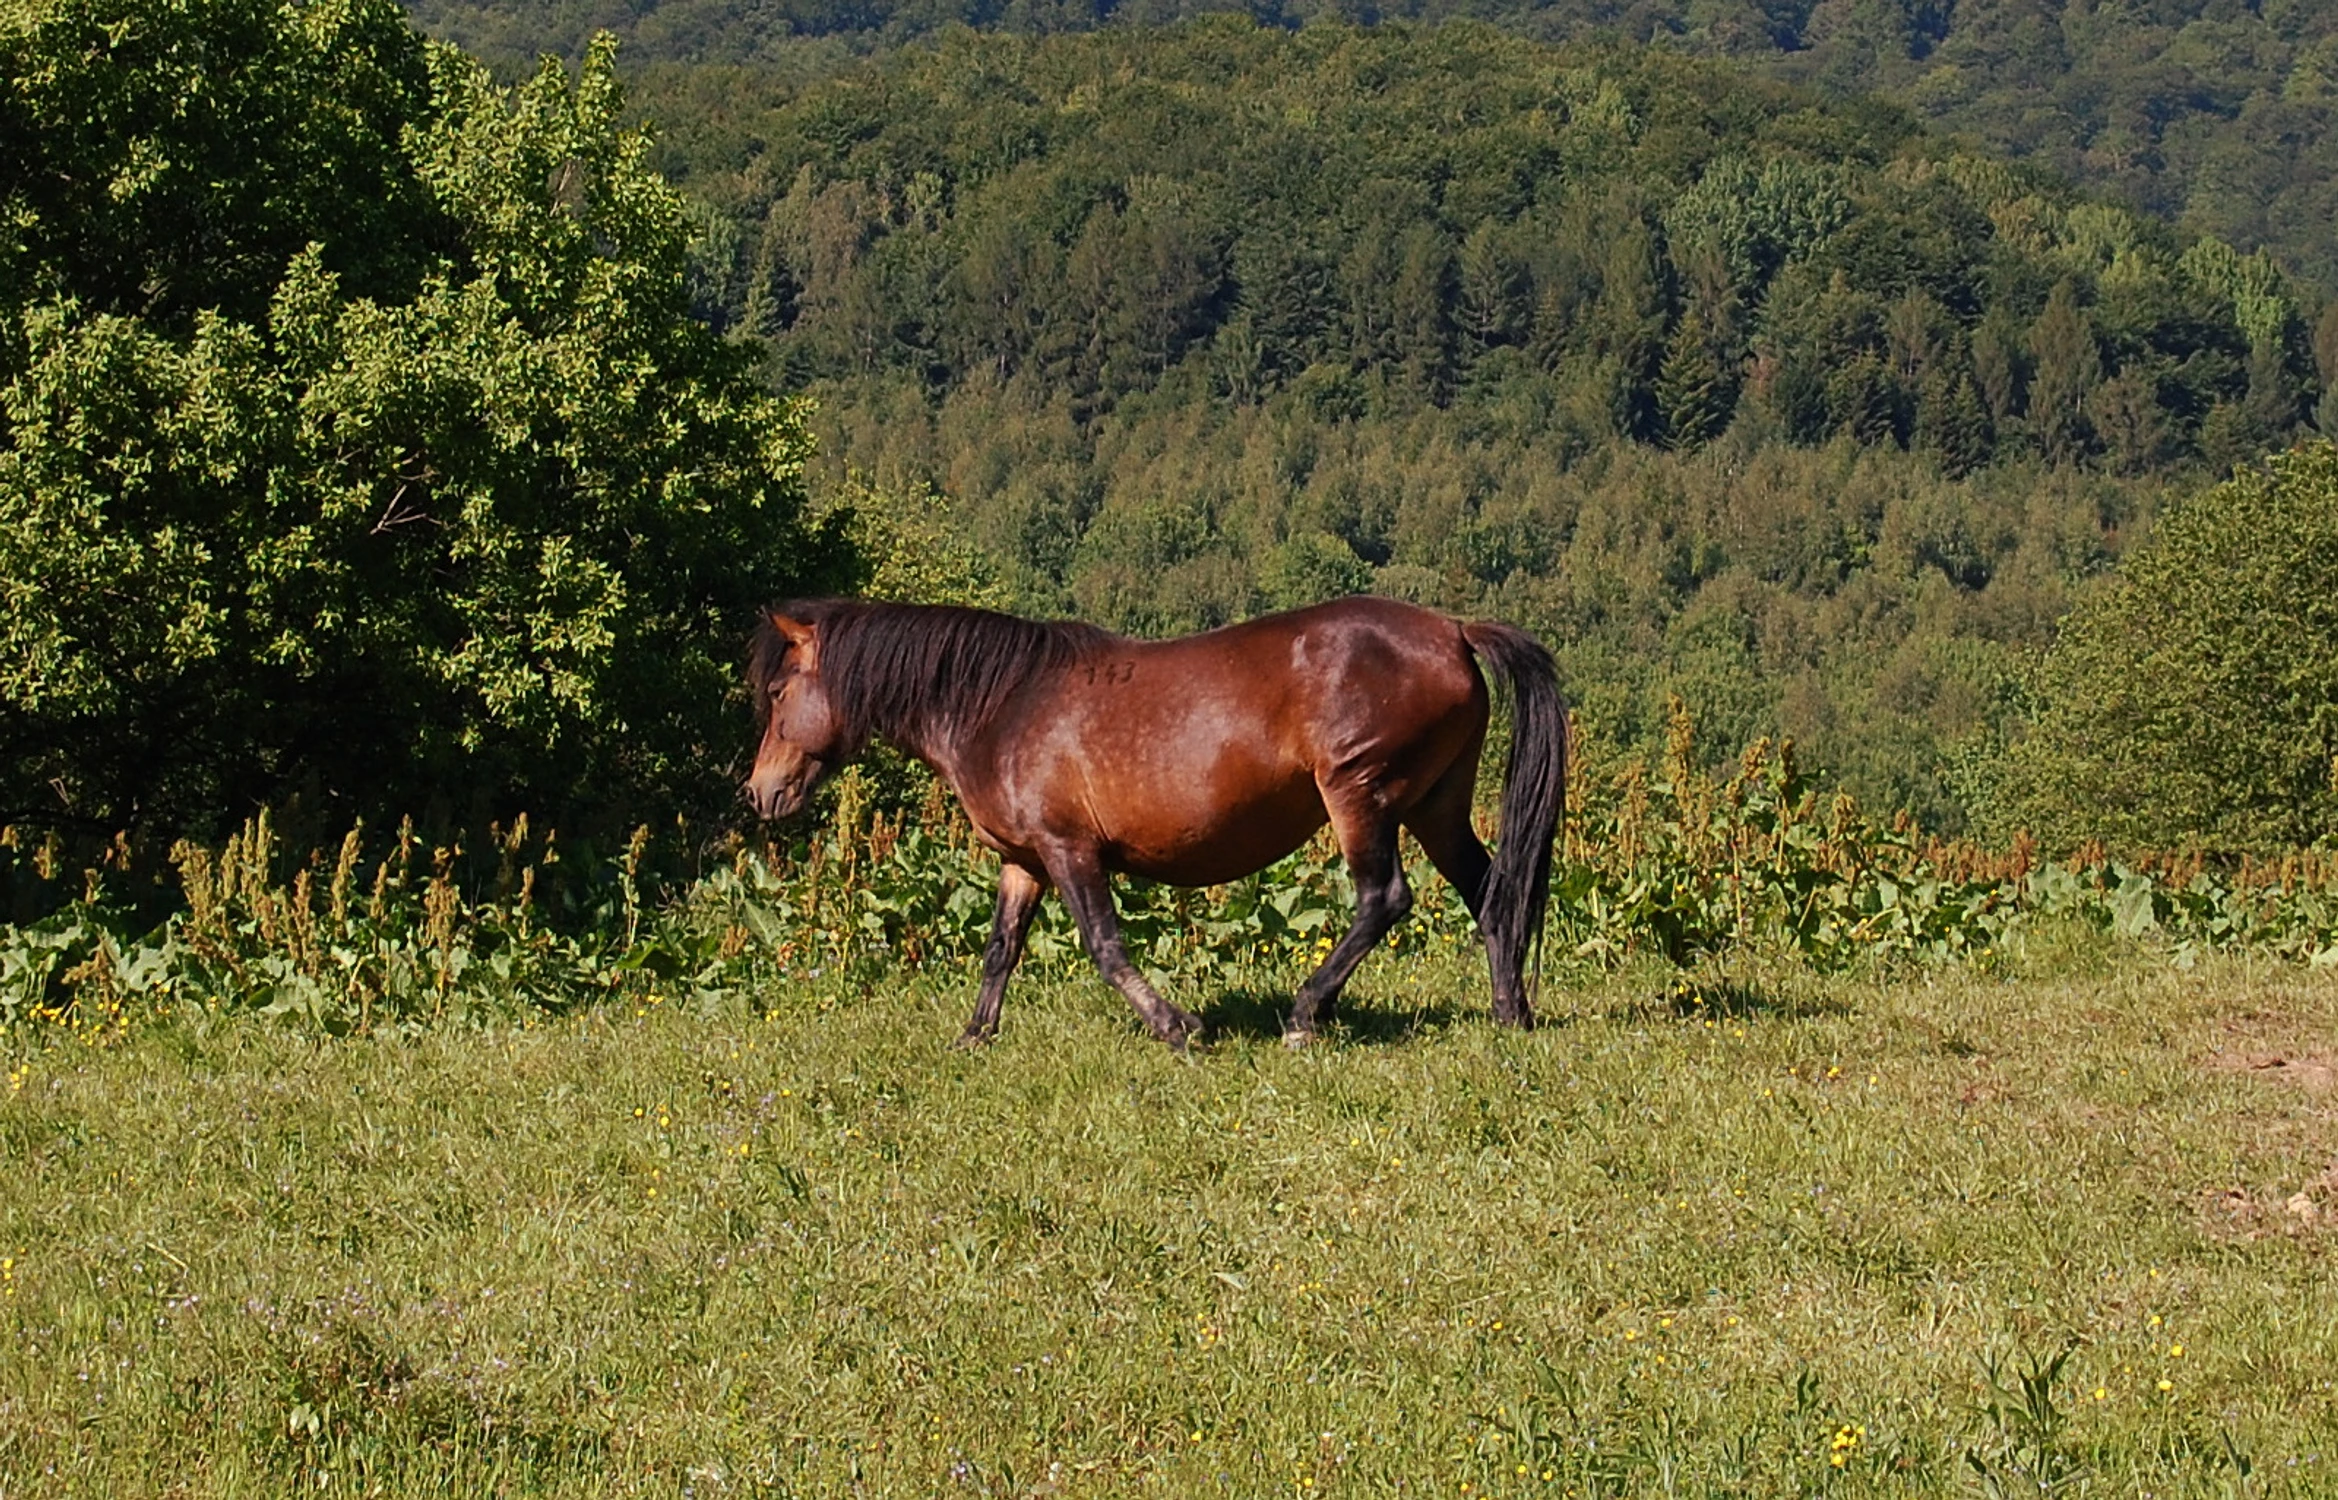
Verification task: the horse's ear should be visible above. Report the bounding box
[768,611,819,668]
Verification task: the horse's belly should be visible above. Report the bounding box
[1105,778,1327,887]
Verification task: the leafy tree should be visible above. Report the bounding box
[0,0,438,342]
[1999,442,2338,853]
[0,2,840,835]
[1258,530,1374,611]
[835,475,1014,609]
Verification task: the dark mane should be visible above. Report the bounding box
[751,600,1112,751]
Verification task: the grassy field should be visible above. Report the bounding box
[3,936,2336,1497]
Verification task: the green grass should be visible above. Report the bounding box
[4,942,2337,1496]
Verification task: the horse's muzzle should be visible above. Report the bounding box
[744,757,821,820]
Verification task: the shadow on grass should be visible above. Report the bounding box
[1657,974,1852,1022]
[1198,986,1465,1046]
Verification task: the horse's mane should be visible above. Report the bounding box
[750,599,1113,751]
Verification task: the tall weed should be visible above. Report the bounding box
[4,705,2335,1038]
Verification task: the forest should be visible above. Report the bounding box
[6,0,2334,849]
[634,20,2328,834]
[413,0,2338,295]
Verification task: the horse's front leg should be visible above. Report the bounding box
[1043,845,1203,1048]
[955,861,1049,1048]
[1287,809,1410,1045]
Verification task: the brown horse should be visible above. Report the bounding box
[744,596,1568,1047]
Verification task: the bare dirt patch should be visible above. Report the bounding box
[2199,1166,2338,1242]
[2205,1050,2338,1094]
[2197,1048,2338,1240]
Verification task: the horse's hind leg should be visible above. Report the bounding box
[1286,804,1410,1045]
[1401,726,1489,913]
[1043,845,1204,1048]
[1404,757,1532,1027]
[957,861,1047,1048]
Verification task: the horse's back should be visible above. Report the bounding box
[961,597,1489,884]
[1112,597,1482,759]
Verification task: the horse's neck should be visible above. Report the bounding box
[876,710,951,770]
[863,685,970,775]
[845,604,1081,773]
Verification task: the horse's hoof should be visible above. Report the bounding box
[1282,1028,1318,1049]
[1158,1015,1206,1051]
[951,1027,996,1050]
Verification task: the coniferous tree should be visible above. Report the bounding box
[740,205,804,342]
[2244,334,2305,443]
[1231,224,1333,384]
[2199,401,2272,473]
[1457,218,1525,352]
[1658,304,1735,450]
[1392,224,1458,403]
[2314,301,2338,391]
[1884,290,1947,386]
[1588,220,1668,441]
[1828,350,1902,446]
[1969,306,2028,430]
[1341,219,1403,371]
[1802,0,1920,94]
[2090,366,2172,477]
[1915,363,1993,478]
[2027,280,2101,466]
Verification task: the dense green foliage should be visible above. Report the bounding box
[656,24,2316,469]
[10,3,2338,1487]
[0,0,842,836]
[6,0,2325,848]
[603,21,2329,823]
[407,0,2338,302]
[12,708,2334,1041]
[1999,442,2338,854]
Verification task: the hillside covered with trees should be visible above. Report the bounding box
[7,0,2332,852]
[601,21,2324,833]
[408,0,2338,299]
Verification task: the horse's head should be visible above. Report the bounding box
[745,610,844,820]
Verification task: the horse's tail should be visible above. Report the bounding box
[1461,620,1569,1016]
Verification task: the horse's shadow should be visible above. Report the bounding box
[1198,986,1464,1047]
